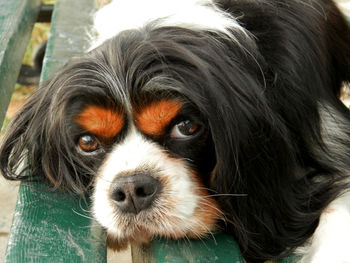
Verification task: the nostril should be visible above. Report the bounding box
[135,186,147,197]
[135,184,156,198]
[114,189,126,202]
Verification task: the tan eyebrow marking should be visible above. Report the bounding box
[75,105,124,139]
[135,100,183,136]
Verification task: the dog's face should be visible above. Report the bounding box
[21,27,260,249]
[57,25,264,248]
[88,97,219,248]
[73,89,221,248]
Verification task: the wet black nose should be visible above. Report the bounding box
[110,174,161,214]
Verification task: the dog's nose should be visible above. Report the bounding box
[110,174,161,214]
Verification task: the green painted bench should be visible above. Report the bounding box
[1,0,298,262]
[2,0,106,262]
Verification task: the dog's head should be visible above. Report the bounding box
[0,24,287,248]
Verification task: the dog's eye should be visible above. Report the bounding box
[170,120,200,139]
[78,134,100,153]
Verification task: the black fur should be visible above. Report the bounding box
[1,0,350,262]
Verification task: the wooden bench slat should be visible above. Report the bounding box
[0,0,41,126]
[6,183,106,262]
[40,0,95,82]
[6,0,107,262]
[132,234,299,263]
[132,234,245,263]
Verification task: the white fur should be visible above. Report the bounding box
[92,126,200,239]
[297,105,350,262]
[318,105,350,172]
[298,191,350,263]
[91,0,250,48]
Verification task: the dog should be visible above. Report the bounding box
[1,0,350,262]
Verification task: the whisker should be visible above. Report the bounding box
[191,186,248,197]
[206,193,247,197]
[77,223,103,229]
[72,208,95,220]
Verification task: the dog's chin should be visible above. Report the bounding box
[106,223,220,252]
[101,197,221,251]
[105,221,213,251]
[106,226,153,251]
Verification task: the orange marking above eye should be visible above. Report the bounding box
[75,105,124,139]
[135,100,183,136]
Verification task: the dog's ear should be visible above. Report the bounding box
[0,65,95,194]
[204,67,347,261]
[208,99,297,255]
[0,82,53,183]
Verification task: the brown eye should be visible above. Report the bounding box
[170,120,200,139]
[78,134,100,153]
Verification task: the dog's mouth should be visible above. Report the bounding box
[104,200,222,251]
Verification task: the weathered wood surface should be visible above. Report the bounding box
[132,234,245,263]
[132,233,299,263]
[5,0,107,262]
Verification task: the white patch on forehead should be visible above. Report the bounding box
[92,0,249,47]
